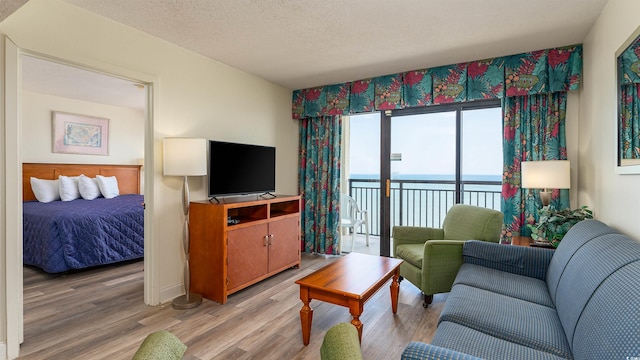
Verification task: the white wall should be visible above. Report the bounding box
[0,0,297,356]
[580,0,640,239]
[22,91,144,165]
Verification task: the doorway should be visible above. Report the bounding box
[15,51,153,354]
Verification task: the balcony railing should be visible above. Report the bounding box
[348,178,501,236]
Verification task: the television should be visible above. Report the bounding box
[208,140,276,197]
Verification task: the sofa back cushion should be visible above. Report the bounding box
[550,223,640,353]
[571,261,640,360]
[442,205,502,242]
[546,220,617,302]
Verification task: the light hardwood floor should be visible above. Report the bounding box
[20,254,445,359]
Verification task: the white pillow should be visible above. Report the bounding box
[30,177,61,203]
[96,175,120,199]
[78,175,102,200]
[58,175,82,201]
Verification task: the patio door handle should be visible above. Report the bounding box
[386,179,390,198]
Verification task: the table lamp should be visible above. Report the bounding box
[521,160,570,207]
[163,137,207,309]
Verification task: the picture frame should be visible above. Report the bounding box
[52,111,109,155]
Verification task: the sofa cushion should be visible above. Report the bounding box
[439,284,571,358]
[395,244,424,268]
[431,321,568,360]
[553,233,640,345]
[454,263,554,307]
[572,262,640,360]
[546,220,617,304]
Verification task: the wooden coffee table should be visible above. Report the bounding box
[295,252,403,345]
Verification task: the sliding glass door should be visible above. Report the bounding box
[343,99,501,257]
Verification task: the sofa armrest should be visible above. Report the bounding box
[320,323,363,360]
[393,226,445,255]
[401,342,482,360]
[132,331,186,360]
[422,240,465,294]
[462,240,554,280]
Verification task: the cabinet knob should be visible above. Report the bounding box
[269,234,275,245]
[264,235,269,246]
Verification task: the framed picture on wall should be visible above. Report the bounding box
[52,111,110,155]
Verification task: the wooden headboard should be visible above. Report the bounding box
[23,163,142,202]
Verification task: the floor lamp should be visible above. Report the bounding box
[521,160,570,207]
[163,137,207,309]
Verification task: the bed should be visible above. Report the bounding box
[22,163,144,273]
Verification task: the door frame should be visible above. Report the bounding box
[4,40,158,358]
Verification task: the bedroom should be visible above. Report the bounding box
[2,0,640,358]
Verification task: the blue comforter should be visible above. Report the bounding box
[23,194,144,273]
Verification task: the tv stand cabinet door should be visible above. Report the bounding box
[227,223,269,291]
[268,216,300,272]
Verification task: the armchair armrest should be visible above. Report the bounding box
[401,342,482,360]
[320,322,363,360]
[422,240,465,294]
[462,240,554,280]
[393,226,445,255]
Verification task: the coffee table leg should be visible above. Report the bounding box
[390,269,400,314]
[299,287,313,346]
[349,301,364,343]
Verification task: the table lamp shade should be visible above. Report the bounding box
[163,138,207,176]
[521,160,570,189]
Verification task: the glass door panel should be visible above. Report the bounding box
[343,113,381,255]
[390,112,457,233]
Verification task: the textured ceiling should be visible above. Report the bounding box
[2,0,610,109]
[58,0,609,90]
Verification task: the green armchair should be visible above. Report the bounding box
[393,204,503,307]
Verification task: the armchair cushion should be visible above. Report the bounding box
[395,244,424,268]
[442,204,503,242]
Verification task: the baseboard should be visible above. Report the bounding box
[159,283,183,305]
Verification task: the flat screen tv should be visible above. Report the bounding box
[208,140,276,197]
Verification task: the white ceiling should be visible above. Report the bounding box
[4,0,610,108]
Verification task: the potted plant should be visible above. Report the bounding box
[528,206,593,248]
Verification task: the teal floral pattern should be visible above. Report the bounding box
[349,79,375,113]
[374,74,403,110]
[501,92,569,243]
[467,57,505,100]
[403,69,432,107]
[292,89,306,120]
[432,64,467,104]
[303,86,327,118]
[505,50,547,97]
[299,116,342,255]
[618,35,640,159]
[548,45,582,92]
[325,83,350,116]
[619,84,640,159]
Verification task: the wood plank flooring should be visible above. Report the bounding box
[19,254,446,359]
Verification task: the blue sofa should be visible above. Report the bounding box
[402,220,640,360]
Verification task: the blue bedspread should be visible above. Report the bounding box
[23,194,144,273]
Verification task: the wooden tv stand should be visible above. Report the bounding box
[189,195,301,304]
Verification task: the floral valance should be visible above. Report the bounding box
[619,36,640,85]
[292,44,582,119]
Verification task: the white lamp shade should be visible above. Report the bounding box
[521,160,570,189]
[163,138,207,176]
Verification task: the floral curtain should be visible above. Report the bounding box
[501,92,570,242]
[299,116,342,254]
[618,35,640,160]
[620,84,640,159]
